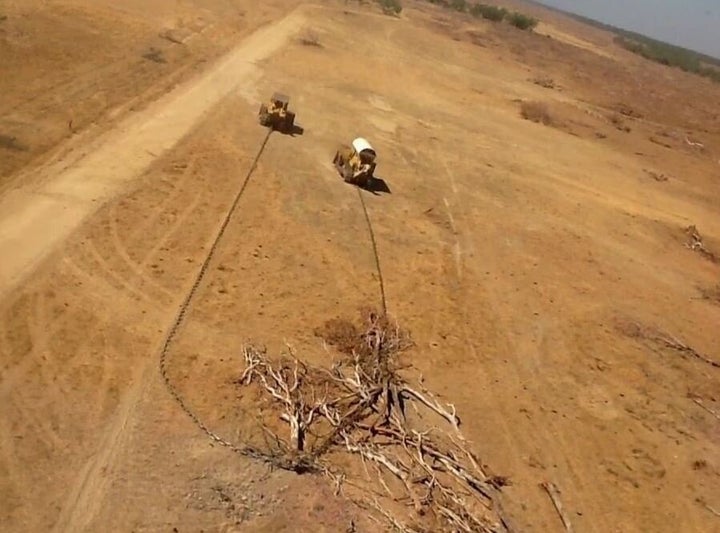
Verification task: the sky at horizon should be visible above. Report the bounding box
[537,0,720,58]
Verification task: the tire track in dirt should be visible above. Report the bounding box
[436,149,614,531]
[109,210,176,300]
[107,162,204,301]
[85,242,156,305]
[104,153,203,301]
[434,150,526,462]
[433,149,583,528]
[49,9,308,532]
[51,358,153,533]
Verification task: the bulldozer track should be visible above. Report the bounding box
[158,128,389,461]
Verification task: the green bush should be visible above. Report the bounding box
[377,0,402,15]
[469,4,507,22]
[615,35,720,83]
[699,66,720,83]
[507,11,538,30]
[420,0,540,32]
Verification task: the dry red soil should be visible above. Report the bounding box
[1,1,719,531]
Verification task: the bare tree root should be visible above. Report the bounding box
[685,225,719,263]
[696,497,720,518]
[617,320,719,370]
[237,310,510,532]
[540,481,574,532]
[688,393,720,421]
[656,333,720,369]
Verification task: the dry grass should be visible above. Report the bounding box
[520,101,554,125]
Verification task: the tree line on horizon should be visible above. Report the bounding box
[377,0,539,30]
[525,0,720,83]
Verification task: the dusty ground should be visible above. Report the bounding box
[1,0,719,531]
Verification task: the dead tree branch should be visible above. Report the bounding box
[657,334,720,369]
[688,394,720,421]
[236,311,509,532]
[541,481,574,533]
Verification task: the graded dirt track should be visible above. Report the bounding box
[1,1,719,532]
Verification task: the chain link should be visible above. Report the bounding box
[158,129,272,459]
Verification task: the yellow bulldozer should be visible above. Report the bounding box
[258,93,296,133]
[333,138,377,187]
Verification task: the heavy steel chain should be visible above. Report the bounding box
[158,129,272,460]
[356,186,387,316]
[158,127,388,459]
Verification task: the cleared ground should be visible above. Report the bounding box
[1,1,719,531]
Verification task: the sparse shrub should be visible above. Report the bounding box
[469,4,507,22]
[643,169,669,182]
[507,12,538,31]
[700,283,720,304]
[0,134,27,152]
[450,0,467,12]
[377,0,402,15]
[532,76,555,89]
[520,101,553,125]
[609,114,631,132]
[692,459,708,470]
[420,0,539,31]
[614,103,642,119]
[298,29,322,47]
[142,47,166,64]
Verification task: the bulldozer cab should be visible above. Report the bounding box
[270,93,289,111]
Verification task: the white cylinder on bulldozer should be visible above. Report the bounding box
[333,137,377,186]
[351,137,375,159]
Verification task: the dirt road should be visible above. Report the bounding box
[50,11,308,533]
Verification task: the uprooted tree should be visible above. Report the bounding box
[235,310,512,532]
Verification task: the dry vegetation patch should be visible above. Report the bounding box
[520,101,554,125]
[699,284,720,305]
[0,133,27,152]
[608,113,631,133]
[643,169,670,182]
[235,310,511,532]
[298,29,323,47]
[531,76,556,89]
[615,318,720,369]
[142,47,167,64]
